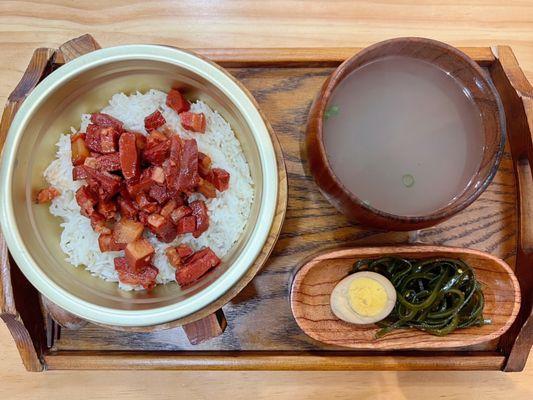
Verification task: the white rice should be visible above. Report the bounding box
[44,89,254,290]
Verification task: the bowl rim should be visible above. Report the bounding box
[312,37,506,226]
[0,44,278,326]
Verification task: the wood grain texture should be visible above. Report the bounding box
[44,351,505,371]
[182,309,227,345]
[0,47,56,373]
[40,296,87,331]
[489,46,533,371]
[0,328,530,400]
[0,48,54,149]
[290,246,520,349]
[0,322,531,400]
[194,47,496,67]
[58,33,101,62]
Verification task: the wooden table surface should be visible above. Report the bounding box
[1,1,532,398]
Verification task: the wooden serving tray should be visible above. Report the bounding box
[1,35,532,372]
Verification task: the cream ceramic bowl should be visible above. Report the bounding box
[0,45,279,327]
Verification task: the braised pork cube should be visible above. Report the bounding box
[160,199,177,217]
[209,168,230,192]
[135,132,147,150]
[169,134,182,161]
[95,153,121,172]
[114,257,134,284]
[98,234,124,252]
[97,199,117,220]
[85,125,118,154]
[170,205,192,225]
[124,238,155,271]
[126,169,153,196]
[165,244,194,268]
[176,139,200,192]
[71,134,90,166]
[141,265,159,291]
[190,200,209,238]
[82,166,122,199]
[72,153,115,181]
[112,218,144,245]
[135,192,160,213]
[114,257,158,291]
[147,214,177,243]
[159,125,177,138]
[166,89,190,114]
[90,112,124,132]
[36,187,60,204]
[138,211,149,225]
[198,178,217,199]
[85,179,103,201]
[175,248,220,286]
[70,132,85,142]
[90,212,111,234]
[117,196,138,219]
[165,247,182,268]
[162,136,181,188]
[84,156,98,169]
[151,166,165,184]
[148,184,170,204]
[180,112,206,133]
[146,130,167,145]
[176,215,196,234]
[99,126,119,153]
[163,160,177,190]
[75,185,98,217]
[119,132,140,180]
[176,244,193,259]
[98,234,110,251]
[72,165,87,180]
[144,110,166,132]
[143,139,170,165]
[198,152,212,178]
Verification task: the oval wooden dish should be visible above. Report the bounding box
[290,246,521,350]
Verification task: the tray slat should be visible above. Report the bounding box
[193,47,496,67]
[44,351,505,371]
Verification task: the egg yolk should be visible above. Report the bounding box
[348,277,388,317]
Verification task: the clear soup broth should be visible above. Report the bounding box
[323,55,484,217]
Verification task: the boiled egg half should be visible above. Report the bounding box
[330,271,396,324]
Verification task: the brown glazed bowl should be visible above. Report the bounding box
[306,37,506,231]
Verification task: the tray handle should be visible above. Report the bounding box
[0,47,58,372]
[490,46,533,372]
[57,33,101,64]
[182,308,227,344]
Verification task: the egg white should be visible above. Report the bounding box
[330,271,397,324]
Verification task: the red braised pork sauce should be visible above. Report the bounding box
[67,89,229,290]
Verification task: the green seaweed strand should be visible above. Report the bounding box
[352,256,489,338]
